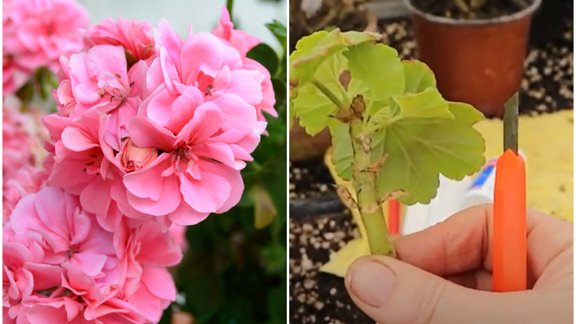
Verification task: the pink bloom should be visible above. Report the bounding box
[3,0,88,94]
[242,57,278,121]
[3,187,119,321]
[3,56,33,95]
[211,8,277,121]
[212,6,259,56]
[124,100,259,225]
[3,187,179,323]
[43,109,111,196]
[2,166,47,223]
[8,187,119,286]
[169,224,187,252]
[57,44,133,116]
[86,18,156,62]
[120,139,158,173]
[44,10,276,227]
[42,109,138,231]
[114,221,181,322]
[3,229,61,321]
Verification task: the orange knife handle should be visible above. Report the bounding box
[388,199,400,235]
[493,149,527,292]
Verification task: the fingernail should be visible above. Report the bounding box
[347,259,396,307]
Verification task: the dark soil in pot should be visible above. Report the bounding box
[410,0,530,20]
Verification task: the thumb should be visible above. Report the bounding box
[345,256,551,324]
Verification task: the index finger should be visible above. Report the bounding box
[393,204,572,280]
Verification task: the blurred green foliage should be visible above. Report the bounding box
[160,20,287,324]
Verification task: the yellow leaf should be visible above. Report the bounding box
[252,184,278,229]
[320,238,370,277]
[321,147,386,277]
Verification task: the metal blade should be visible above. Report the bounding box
[503,93,519,155]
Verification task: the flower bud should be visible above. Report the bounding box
[121,139,157,172]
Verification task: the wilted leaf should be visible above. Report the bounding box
[252,183,278,229]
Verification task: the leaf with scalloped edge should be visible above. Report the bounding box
[402,60,436,93]
[290,29,380,84]
[344,43,405,102]
[374,89,486,205]
[291,51,348,135]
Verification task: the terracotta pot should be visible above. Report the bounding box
[404,0,542,117]
[290,119,332,162]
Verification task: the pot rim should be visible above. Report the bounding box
[403,0,542,26]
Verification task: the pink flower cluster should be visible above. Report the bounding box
[3,7,276,323]
[4,187,182,323]
[45,8,276,229]
[3,0,89,94]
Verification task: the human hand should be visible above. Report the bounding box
[345,204,573,324]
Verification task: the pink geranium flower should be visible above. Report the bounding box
[3,187,119,321]
[45,9,276,228]
[169,224,188,252]
[3,0,88,94]
[114,220,182,322]
[4,187,180,323]
[86,18,156,62]
[2,166,47,223]
[211,7,277,121]
[212,7,259,56]
[124,100,257,224]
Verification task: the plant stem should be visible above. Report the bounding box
[351,123,396,257]
[312,79,344,109]
[227,0,235,21]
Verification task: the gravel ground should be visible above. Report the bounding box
[289,14,573,324]
[289,211,372,324]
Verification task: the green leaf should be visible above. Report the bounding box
[329,121,354,180]
[344,43,405,102]
[291,51,347,135]
[390,88,453,120]
[374,90,486,205]
[403,60,436,93]
[267,287,286,323]
[290,29,380,84]
[247,43,278,76]
[260,243,286,274]
[265,20,286,50]
[448,101,485,124]
[184,274,225,320]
